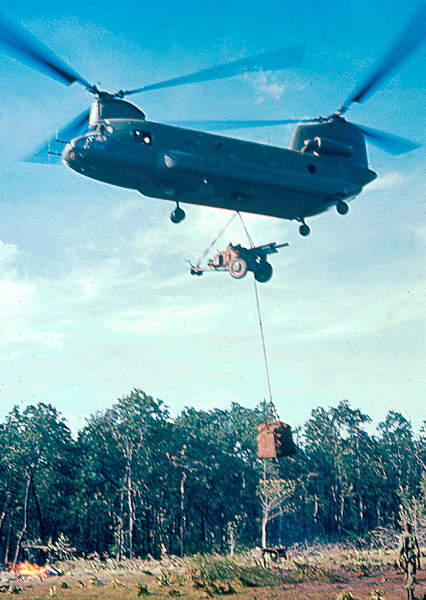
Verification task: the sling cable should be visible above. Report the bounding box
[237,211,297,461]
[237,211,274,406]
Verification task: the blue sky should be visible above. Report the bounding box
[0,0,425,433]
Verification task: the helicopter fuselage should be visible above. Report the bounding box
[62,99,377,223]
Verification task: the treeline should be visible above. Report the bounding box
[0,390,424,563]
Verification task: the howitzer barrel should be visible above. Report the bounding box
[253,242,289,255]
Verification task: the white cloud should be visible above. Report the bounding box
[102,296,250,339]
[0,0,426,433]
[368,170,417,191]
[246,70,307,104]
[0,276,66,352]
[0,241,18,263]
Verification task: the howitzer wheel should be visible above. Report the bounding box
[229,257,247,279]
[254,261,273,283]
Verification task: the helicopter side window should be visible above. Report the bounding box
[133,130,153,146]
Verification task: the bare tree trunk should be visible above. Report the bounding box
[356,438,363,532]
[228,522,236,557]
[313,493,319,533]
[4,507,14,564]
[261,459,267,548]
[0,498,9,538]
[116,476,126,561]
[359,497,364,531]
[339,495,345,535]
[261,514,267,548]
[31,483,45,544]
[179,471,187,558]
[12,470,31,570]
[127,468,134,560]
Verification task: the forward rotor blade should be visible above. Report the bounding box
[169,118,303,130]
[342,2,426,110]
[356,123,421,155]
[121,44,305,96]
[0,14,93,89]
[25,109,90,163]
[55,109,91,141]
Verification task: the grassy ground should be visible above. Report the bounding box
[0,548,423,600]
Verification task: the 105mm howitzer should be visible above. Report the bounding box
[190,241,288,283]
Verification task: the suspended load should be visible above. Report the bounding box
[256,421,297,458]
[190,241,288,283]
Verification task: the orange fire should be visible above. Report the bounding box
[13,560,57,578]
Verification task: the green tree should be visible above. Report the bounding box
[257,460,296,547]
[78,389,169,559]
[2,403,76,566]
[377,411,420,528]
[303,400,374,537]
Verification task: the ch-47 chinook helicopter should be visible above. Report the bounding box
[0,7,425,236]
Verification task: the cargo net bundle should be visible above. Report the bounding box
[256,421,296,459]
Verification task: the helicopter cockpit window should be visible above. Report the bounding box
[133,130,153,146]
[89,102,99,127]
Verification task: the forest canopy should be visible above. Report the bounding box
[1,391,424,563]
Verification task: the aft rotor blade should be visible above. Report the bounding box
[0,14,93,89]
[169,118,303,130]
[342,2,426,110]
[356,123,421,155]
[121,44,305,96]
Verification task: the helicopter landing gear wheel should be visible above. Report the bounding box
[254,261,273,283]
[229,257,248,279]
[336,200,349,215]
[170,203,185,224]
[299,223,310,237]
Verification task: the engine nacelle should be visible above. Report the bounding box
[302,136,353,157]
[290,118,369,167]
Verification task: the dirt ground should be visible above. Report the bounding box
[275,564,426,600]
[2,559,425,600]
